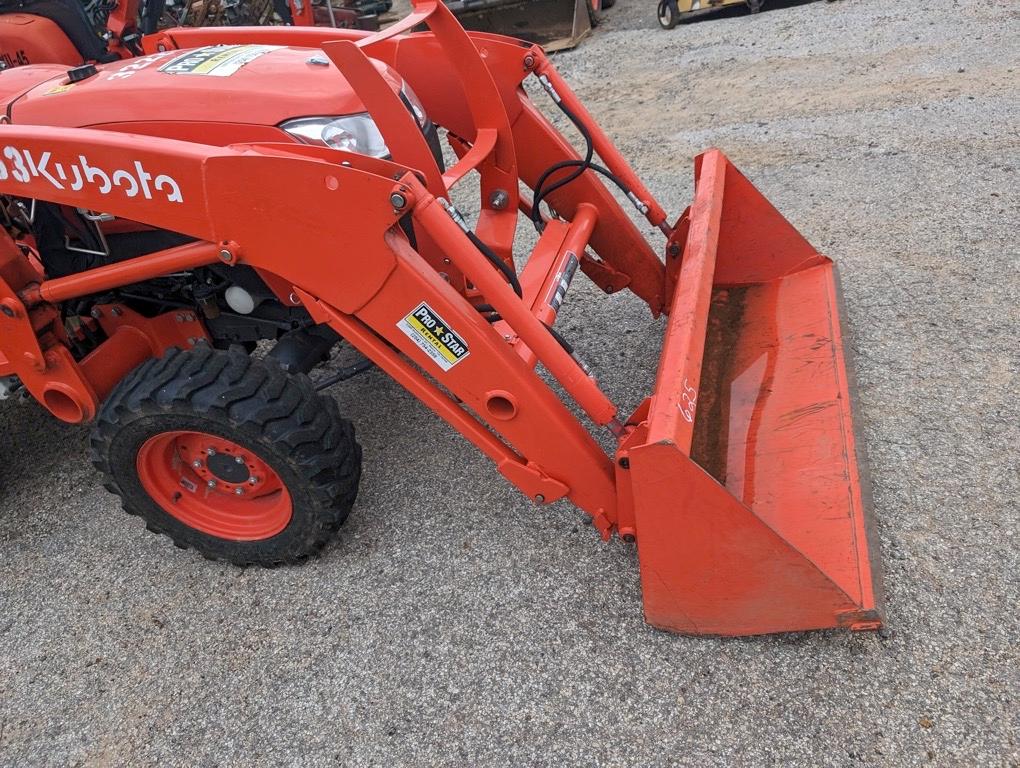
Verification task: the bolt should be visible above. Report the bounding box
[523,54,535,70]
[535,494,545,503]
[235,455,245,465]
[218,248,232,262]
[389,192,407,209]
[234,488,244,496]
[622,533,636,543]
[206,448,216,457]
[175,313,185,323]
[207,479,217,489]
[667,243,681,258]
[618,457,630,469]
[192,459,202,469]
[489,189,510,210]
[90,307,103,319]
[110,306,123,317]
[248,477,259,486]
[0,305,13,318]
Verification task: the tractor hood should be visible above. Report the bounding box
[8,45,399,131]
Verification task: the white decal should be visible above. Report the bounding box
[158,45,278,77]
[0,148,184,204]
[106,50,178,80]
[678,377,698,423]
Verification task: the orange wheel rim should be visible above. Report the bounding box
[136,430,293,541]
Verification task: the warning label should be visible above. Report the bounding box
[397,302,470,372]
[158,45,277,77]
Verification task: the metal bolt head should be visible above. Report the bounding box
[523,54,535,70]
[235,455,245,464]
[0,305,13,318]
[110,306,123,317]
[206,479,217,489]
[489,189,510,210]
[192,459,202,469]
[389,192,407,209]
[218,249,232,262]
[234,488,244,496]
[248,477,259,486]
[535,494,545,504]
[90,307,103,319]
[206,448,216,456]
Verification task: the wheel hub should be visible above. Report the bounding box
[206,451,251,484]
[135,430,292,541]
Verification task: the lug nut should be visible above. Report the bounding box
[389,192,407,209]
[206,448,216,456]
[234,488,244,496]
[235,456,245,465]
[192,459,202,469]
[248,477,259,486]
[207,480,217,489]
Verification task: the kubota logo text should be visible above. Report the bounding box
[0,147,184,204]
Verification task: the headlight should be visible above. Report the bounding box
[280,113,389,158]
[400,81,427,129]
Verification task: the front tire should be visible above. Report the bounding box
[91,346,361,566]
[657,0,679,29]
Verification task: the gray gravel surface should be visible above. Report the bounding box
[1,0,1018,765]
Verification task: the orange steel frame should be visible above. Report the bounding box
[0,0,881,636]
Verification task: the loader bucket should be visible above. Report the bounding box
[625,150,882,636]
[445,0,592,51]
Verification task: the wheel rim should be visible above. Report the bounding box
[658,1,672,26]
[136,430,293,541]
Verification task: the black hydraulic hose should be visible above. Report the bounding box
[531,101,595,228]
[466,229,523,299]
[531,88,637,230]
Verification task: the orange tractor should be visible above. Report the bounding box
[0,0,881,636]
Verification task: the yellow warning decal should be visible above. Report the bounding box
[158,45,278,77]
[397,302,470,372]
[45,84,75,95]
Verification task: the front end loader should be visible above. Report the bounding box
[0,0,881,636]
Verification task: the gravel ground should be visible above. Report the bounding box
[1,0,1018,765]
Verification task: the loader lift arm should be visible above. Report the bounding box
[1,0,882,636]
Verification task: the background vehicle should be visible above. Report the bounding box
[657,0,760,30]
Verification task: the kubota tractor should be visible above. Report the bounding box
[0,0,881,636]
[0,0,380,71]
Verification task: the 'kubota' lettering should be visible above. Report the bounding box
[0,147,183,204]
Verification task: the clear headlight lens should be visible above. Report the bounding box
[400,81,427,128]
[280,80,427,157]
[280,113,389,158]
